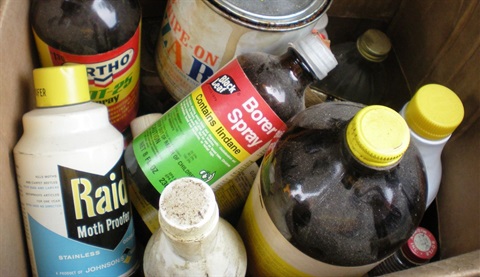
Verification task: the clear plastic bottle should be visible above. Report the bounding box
[124,31,337,211]
[143,177,247,276]
[368,227,438,276]
[400,84,464,208]
[310,29,392,105]
[237,103,427,276]
[30,0,142,132]
[13,64,138,276]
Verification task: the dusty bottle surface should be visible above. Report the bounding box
[400,84,464,208]
[13,65,138,276]
[30,0,142,132]
[142,177,247,276]
[310,29,392,105]
[368,227,438,276]
[237,102,427,276]
[124,32,337,213]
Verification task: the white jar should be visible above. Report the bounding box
[14,64,138,276]
[143,177,247,276]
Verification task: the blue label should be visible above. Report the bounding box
[27,157,138,276]
[29,215,137,276]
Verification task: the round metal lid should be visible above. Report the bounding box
[204,0,333,31]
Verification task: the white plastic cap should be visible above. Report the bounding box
[158,177,219,242]
[289,31,338,80]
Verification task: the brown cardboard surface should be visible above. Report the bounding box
[389,0,480,261]
[0,0,479,276]
[0,0,34,275]
[438,118,480,258]
[385,250,480,276]
[327,0,402,21]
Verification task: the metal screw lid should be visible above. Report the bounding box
[205,0,333,31]
[401,227,438,264]
[357,29,392,62]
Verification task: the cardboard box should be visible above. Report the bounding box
[1,0,478,275]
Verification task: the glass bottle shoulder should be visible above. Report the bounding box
[31,0,141,54]
[236,50,313,121]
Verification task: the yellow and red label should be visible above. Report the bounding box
[32,24,142,132]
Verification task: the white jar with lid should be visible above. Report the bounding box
[400,84,464,208]
[143,177,247,276]
[14,64,138,276]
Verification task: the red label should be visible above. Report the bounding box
[202,60,286,154]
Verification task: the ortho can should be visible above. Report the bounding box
[156,0,333,101]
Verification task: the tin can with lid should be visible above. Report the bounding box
[155,0,333,101]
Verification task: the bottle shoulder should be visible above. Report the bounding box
[31,0,141,54]
[20,102,119,138]
[236,51,311,121]
[143,220,246,276]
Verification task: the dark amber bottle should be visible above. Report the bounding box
[310,29,392,105]
[124,32,337,238]
[30,0,142,132]
[368,227,438,276]
[237,102,427,276]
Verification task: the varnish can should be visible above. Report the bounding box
[156,0,333,101]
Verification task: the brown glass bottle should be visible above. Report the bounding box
[237,102,427,276]
[31,0,141,54]
[30,0,142,132]
[124,32,337,223]
[310,29,392,105]
[125,49,317,207]
[368,227,438,276]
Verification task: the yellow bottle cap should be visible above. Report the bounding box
[357,29,392,62]
[346,105,410,168]
[404,84,464,140]
[33,64,91,107]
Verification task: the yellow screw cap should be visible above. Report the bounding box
[33,64,90,107]
[404,84,464,140]
[357,29,392,62]
[346,105,410,168]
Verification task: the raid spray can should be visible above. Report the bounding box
[14,65,138,276]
